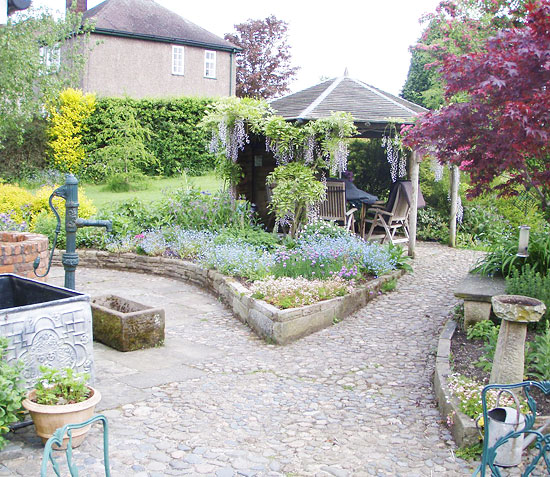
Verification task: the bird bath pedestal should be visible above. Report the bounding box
[490,295,546,384]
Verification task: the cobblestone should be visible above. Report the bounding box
[1,243,480,475]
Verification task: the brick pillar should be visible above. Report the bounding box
[66,0,87,13]
[0,232,49,281]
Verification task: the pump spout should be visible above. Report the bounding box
[75,218,113,233]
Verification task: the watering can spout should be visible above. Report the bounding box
[75,218,112,233]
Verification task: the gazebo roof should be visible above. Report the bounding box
[270,76,427,137]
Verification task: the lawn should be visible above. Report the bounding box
[82,173,223,208]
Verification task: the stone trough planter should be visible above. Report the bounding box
[91,295,165,352]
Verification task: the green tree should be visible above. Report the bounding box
[401,0,529,108]
[0,7,92,145]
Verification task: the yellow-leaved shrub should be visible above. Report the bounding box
[47,88,96,174]
[0,183,96,229]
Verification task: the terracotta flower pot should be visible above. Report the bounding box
[22,386,101,449]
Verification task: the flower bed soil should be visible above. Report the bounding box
[450,323,550,416]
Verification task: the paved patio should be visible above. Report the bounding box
[1,243,480,476]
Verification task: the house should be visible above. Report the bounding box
[67,0,239,98]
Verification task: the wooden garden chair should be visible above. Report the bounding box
[363,181,424,244]
[319,180,357,232]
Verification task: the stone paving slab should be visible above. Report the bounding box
[1,243,481,476]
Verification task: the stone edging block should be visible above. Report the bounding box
[434,319,479,447]
[54,250,404,345]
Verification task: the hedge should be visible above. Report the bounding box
[0,96,216,181]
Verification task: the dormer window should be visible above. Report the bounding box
[172,45,184,75]
[204,50,216,78]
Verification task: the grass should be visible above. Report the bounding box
[82,173,223,208]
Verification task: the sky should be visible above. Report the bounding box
[32,0,442,96]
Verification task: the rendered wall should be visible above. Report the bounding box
[82,34,235,98]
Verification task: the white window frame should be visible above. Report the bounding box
[172,45,184,76]
[204,50,216,79]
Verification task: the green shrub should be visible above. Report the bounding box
[526,322,550,381]
[83,97,214,180]
[47,88,96,174]
[0,337,25,450]
[505,264,550,327]
[472,226,550,277]
[102,171,150,192]
[416,206,448,242]
[457,204,510,247]
[466,320,500,372]
[83,102,158,183]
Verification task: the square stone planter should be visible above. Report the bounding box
[91,295,164,352]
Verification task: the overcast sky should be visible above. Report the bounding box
[32,0,442,96]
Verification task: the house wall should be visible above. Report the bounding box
[81,34,235,98]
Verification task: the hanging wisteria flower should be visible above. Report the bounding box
[431,157,445,182]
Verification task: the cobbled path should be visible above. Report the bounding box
[1,243,481,476]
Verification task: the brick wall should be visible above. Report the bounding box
[0,232,49,280]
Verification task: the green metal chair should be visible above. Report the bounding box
[474,381,550,476]
[41,414,110,477]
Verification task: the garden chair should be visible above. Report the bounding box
[363,180,424,244]
[318,180,357,232]
[473,381,550,477]
[41,414,110,477]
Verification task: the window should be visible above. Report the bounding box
[172,45,184,75]
[40,45,61,72]
[204,50,216,78]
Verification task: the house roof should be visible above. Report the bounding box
[270,76,427,136]
[83,0,239,52]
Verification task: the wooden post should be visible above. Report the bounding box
[449,165,459,248]
[408,150,421,258]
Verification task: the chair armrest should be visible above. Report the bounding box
[346,208,357,216]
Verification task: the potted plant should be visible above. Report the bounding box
[0,337,25,450]
[22,366,101,449]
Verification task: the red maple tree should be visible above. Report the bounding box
[403,0,550,219]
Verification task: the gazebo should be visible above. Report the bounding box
[235,74,428,256]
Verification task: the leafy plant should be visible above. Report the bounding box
[465,319,500,372]
[505,264,550,327]
[0,337,25,450]
[466,319,498,341]
[381,278,397,293]
[267,162,326,238]
[33,366,90,406]
[455,443,483,461]
[386,243,413,273]
[526,322,550,381]
[471,226,550,277]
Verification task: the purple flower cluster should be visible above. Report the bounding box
[0,212,27,232]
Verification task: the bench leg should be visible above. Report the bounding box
[464,300,492,329]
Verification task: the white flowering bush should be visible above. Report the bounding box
[446,373,527,422]
[251,276,354,309]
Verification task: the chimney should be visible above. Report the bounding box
[66,0,87,13]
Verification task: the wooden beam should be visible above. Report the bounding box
[449,165,459,248]
[408,150,421,258]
